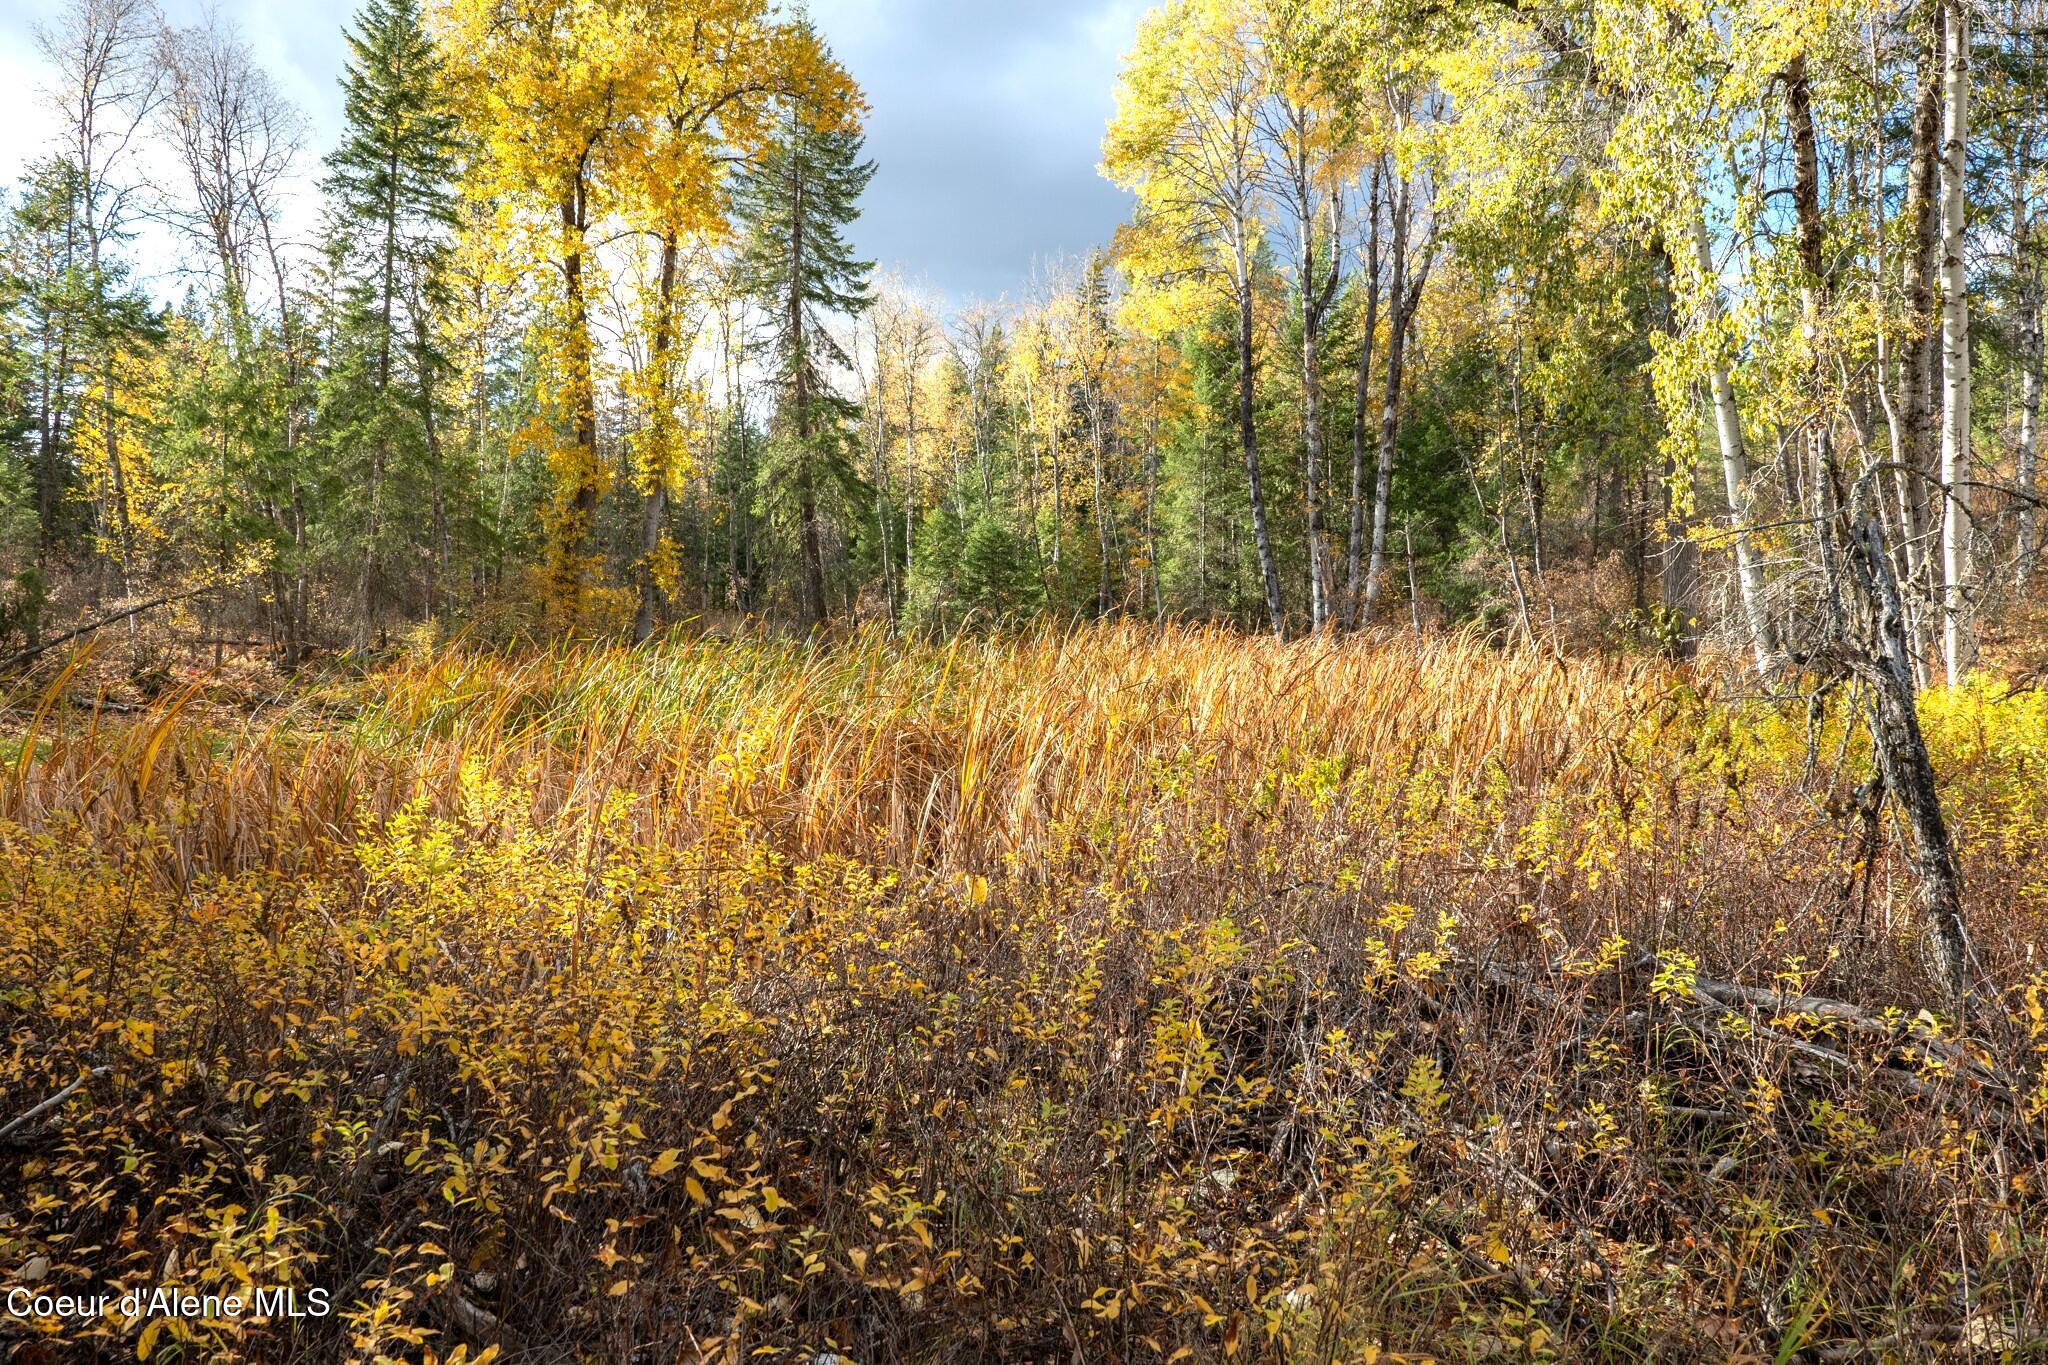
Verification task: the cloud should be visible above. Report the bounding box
[2,0,1144,308]
[809,0,1143,304]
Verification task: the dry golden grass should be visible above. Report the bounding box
[2,625,2045,1362]
[3,625,1656,879]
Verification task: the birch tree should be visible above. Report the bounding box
[1107,0,1286,635]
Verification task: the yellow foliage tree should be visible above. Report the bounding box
[435,0,851,631]
[1105,0,1286,635]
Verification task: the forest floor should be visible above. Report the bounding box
[2,625,2046,1362]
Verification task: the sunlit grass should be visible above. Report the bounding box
[3,626,2046,1361]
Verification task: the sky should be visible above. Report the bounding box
[0,0,1144,308]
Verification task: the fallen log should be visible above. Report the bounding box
[1,586,222,675]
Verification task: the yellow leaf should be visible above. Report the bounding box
[608,1279,631,1297]
[684,1176,708,1206]
[649,1149,681,1178]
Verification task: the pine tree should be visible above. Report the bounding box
[320,0,459,643]
[730,44,876,627]
[3,161,90,567]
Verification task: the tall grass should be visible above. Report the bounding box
[3,625,2045,1362]
[3,624,1661,880]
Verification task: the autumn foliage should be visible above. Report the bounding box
[3,628,2046,1361]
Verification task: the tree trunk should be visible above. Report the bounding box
[1938,0,1973,684]
[1402,517,1422,635]
[556,174,602,622]
[1092,401,1113,614]
[38,306,73,569]
[1146,435,1163,619]
[870,329,895,618]
[2018,288,2043,585]
[1844,509,1972,1003]
[1346,164,1384,628]
[904,352,916,583]
[1236,244,1285,636]
[1661,466,1701,660]
[1298,190,1336,631]
[1899,6,1946,665]
[102,354,132,596]
[636,234,680,643]
[1362,178,1412,624]
[1690,215,1780,671]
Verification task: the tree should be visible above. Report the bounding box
[729,37,876,627]
[1074,252,1123,614]
[1107,0,1286,635]
[322,0,460,646]
[155,12,310,660]
[35,0,161,593]
[1938,0,1974,682]
[442,0,846,630]
[1358,120,1436,627]
[1259,0,1357,630]
[439,0,648,624]
[3,162,88,568]
[1982,0,2048,584]
[621,6,831,639]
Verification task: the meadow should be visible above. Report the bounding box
[3,626,2046,1362]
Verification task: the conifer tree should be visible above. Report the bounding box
[320,0,458,641]
[730,47,876,627]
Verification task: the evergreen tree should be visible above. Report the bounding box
[319,0,459,641]
[3,161,90,567]
[730,43,876,626]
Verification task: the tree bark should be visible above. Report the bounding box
[789,170,826,630]
[1346,163,1384,628]
[1899,6,1946,665]
[635,233,680,643]
[1289,144,1341,631]
[1844,508,1972,1004]
[1362,177,1415,625]
[1938,0,1973,683]
[1235,242,1285,636]
[555,170,602,622]
[1690,215,1780,671]
[2018,288,2043,585]
[1661,460,1701,660]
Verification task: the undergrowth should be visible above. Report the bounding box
[2,625,2046,1362]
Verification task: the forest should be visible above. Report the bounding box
[3,0,2048,1360]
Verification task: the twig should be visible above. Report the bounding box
[0,1066,112,1141]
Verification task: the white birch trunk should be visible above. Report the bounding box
[2019,298,2041,585]
[1690,216,1779,672]
[1939,0,1974,683]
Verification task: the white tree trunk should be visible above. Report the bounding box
[2019,297,2042,585]
[1939,0,1974,684]
[1690,216,1779,672]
